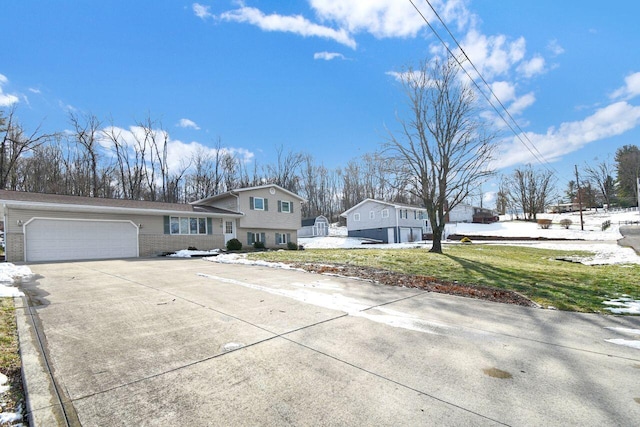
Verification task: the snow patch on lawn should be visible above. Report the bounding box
[602,296,640,314]
[0,264,32,297]
[0,373,24,424]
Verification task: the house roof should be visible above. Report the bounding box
[0,190,242,217]
[301,215,328,227]
[191,183,305,205]
[340,198,426,217]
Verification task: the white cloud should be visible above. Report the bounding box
[547,39,564,56]
[508,92,535,116]
[0,74,19,107]
[491,81,516,103]
[459,30,528,79]
[494,101,640,169]
[219,6,356,49]
[28,88,41,94]
[517,55,546,78]
[610,72,640,100]
[314,51,345,61]
[177,118,201,130]
[309,0,427,39]
[99,125,254,174]
[192,3,213,20]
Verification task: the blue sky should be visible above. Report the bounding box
[2,1,640,205]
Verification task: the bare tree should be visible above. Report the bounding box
[0,107,56,190]
[503,165,555,220]
[386,58,496,253]
[69,112,103,197]
[583,158,615,208]
[266,145,304,192]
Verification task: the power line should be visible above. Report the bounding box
[408,0,561,178]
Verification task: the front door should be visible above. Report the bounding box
[224,220,235,243]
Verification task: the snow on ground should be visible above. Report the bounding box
[168,249,220,258]
[0,263,32,297]
[603,327,640,349]
[299,210,640,266]
[208,252,305,271]
[602,296,640,315]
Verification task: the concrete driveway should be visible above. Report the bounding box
[16,258,640,426]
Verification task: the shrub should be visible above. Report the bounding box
[537,219,552,229]
[559,219,572,229]
[226,238,242,251]
[253,241,266,250]
[460,236,472,243]
[287,241,298,250]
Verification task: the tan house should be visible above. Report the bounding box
[0,184,303,263]
[192,184,304,248]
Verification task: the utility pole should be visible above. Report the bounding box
[575,165,584,231]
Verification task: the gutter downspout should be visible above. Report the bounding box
[395,207,399,244]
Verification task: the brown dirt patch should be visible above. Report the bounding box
[288,263,537,307]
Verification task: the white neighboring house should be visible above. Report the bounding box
[447,203,474,223]
[340,199,431,243]
[298,215,330,237]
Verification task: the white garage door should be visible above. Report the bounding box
[399,227,412,243]
[25,218,138,262]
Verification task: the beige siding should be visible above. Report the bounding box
[237,227,298,248]
[237,188,302,231]
[140,234,224,256]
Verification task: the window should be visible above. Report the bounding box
[170,216,207,235]
[353,213,360,221]
[278,200,292,213]
[276,232,290,245]
[253,197,265,210]
[414,211,417,220]
[225,221,233,234]
[369,211,375,219]
[381,209,389,218]
[247,232,266,245]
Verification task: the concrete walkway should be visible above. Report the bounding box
[15,258,640,426]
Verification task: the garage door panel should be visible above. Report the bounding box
[25,219,138,262]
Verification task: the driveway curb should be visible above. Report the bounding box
[14,295,69,426]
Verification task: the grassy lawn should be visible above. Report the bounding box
[0,297,24,421]
[249,245,640,312]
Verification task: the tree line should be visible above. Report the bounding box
[0,107,421,222]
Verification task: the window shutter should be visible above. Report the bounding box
[287,233,291,243]
[278,200,282,212]
[276,233,281,244]
[247,232,253,245]
[290,202,294,213]
[249,197,254,210]
[163,216,170,234]
[260,232,266,243]
[264,199,269,211]
[207,218,213,235]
